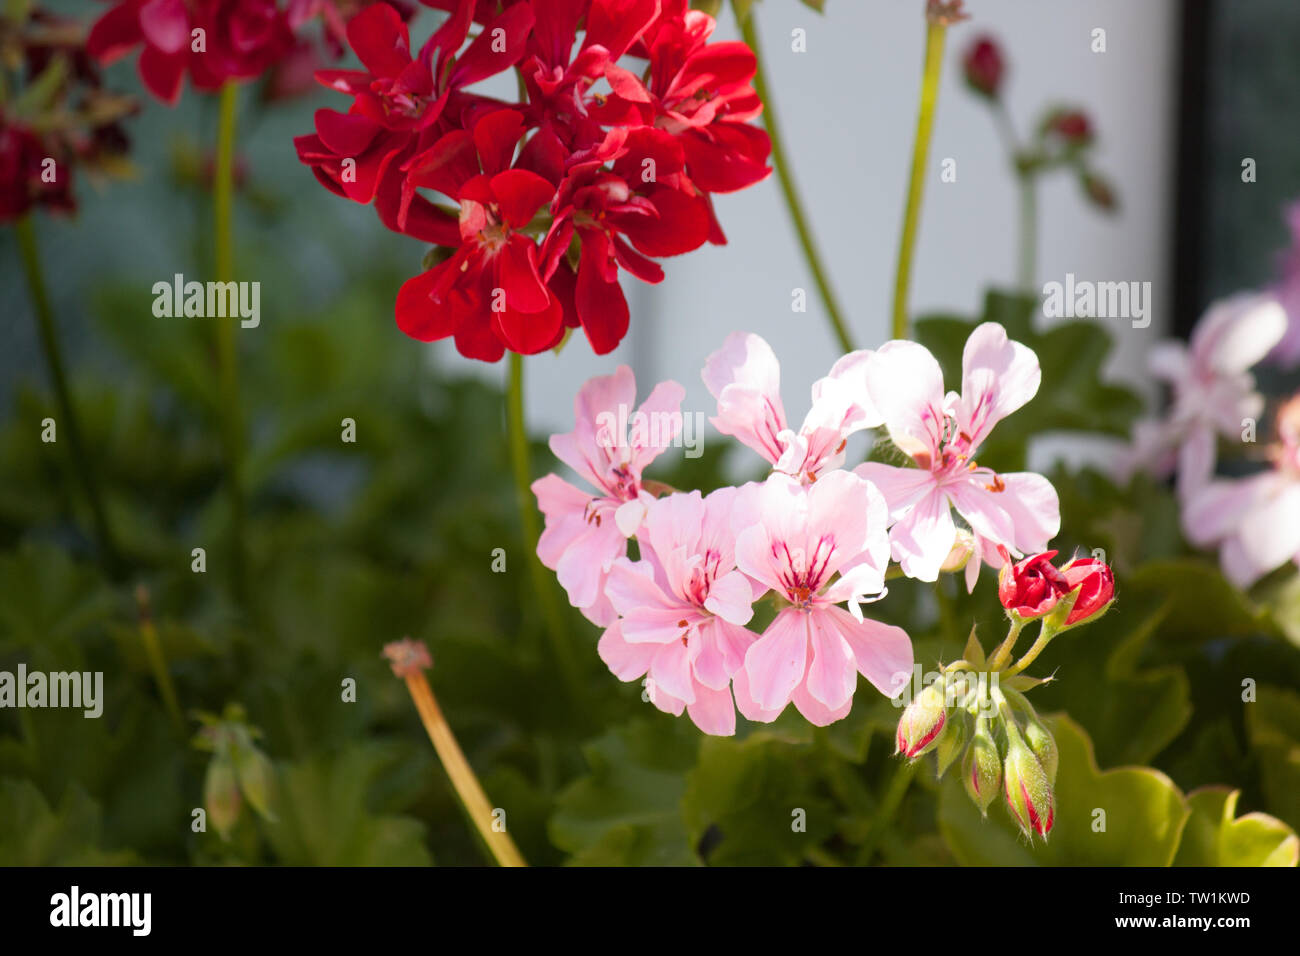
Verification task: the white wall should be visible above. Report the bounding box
[455,0,1179,458]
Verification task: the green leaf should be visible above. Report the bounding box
[914,290,1142,472]
[1245,685,1300,831]
[263,745,432,865]
[550,719,699,865]
[1173,788,1298,866]
[939,714,1189,865]
[682,732,836,865]
[0,778,136,865]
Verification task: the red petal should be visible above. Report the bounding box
[583,0,660,61]
[492,291,563,355]
[139,0,189,55]
[471,109,523,177]
[576,235,630,354]
[490,168,555,228]
[498,235,552,313]
[87,2,145,63]
[396,265,458,342]
[450,1,535,87]
[346,2,410,78]
[314,108,382,155]
[615,186,709,258]
[405,129,479,200]
[137,45,185,105]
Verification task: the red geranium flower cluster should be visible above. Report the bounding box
[85,0,405,105]
[294,0,771,361]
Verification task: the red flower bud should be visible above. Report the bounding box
[963,35,1004,99]
[1058,557,1114,626]
[1048,109,1093,146]
[997,547,1069,620]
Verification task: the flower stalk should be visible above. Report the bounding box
[506,353,582,690]
[15,215,121,573]
[213,81,247,600]
[891,15,951,340]
[386,639,527,867]
[739,12,854,354]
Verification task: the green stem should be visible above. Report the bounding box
[139,610,184,734]
[891,18,949,340]
[15,216,121,573]
[987,616,1025,672]
[506,353,582,691]
[213,82,247,601]
[739,13,854,354]
[1005,621,1060,677]
[1018,174,1037,292]
[856,759,919,865]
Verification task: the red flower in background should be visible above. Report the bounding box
[962,34,1003,99]
[295,0,771,360]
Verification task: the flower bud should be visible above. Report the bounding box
[936,710,969,777]
[963,716,1001,815]
[1082,171,1118,212]
[232,729,277,822]
[1047,108,1093,147]
[996,547,1069,620]
[1022,716,1059,785]
[963,35,1004,98]
[896,680,948,758]
[1057,556,1115,627]
[204,752,242,841]
[1003,731,1055,839]
[941,529,975,573]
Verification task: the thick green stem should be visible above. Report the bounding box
[891,19,948,340]
[16,216,121,572]
[214,82,247,600]
[739,13,854,354]
[506,353,581,690]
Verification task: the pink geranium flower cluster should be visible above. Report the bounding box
[533,323,1062,734]
[294,0,771,361]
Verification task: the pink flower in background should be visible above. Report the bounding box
[532,365,684,625]
[1137,293,1286,494]
[1269,200,1300,367]
[733,471,912,726]
[855,323,1060,586]
[1183,394,1300,588]
[599,488,757,735]
[702,332,882,484]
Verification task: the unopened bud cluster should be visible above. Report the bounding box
[896,549,1115,840]
[193,703,277,841]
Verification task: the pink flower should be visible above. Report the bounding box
[702,332,882,484]
[733,471,913,726]
[532,365,684,625]
[1182,394,1300,588]
[855,323,1060,586]
[1128,293,1286,494]
[598,487,757,735]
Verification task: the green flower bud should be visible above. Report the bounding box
[1003,729,1055,839]
[231,730,277,822]
[1022,716,1059,786]
[935,709,969,778]
[962,716,1001,815]
[204,752,241,841]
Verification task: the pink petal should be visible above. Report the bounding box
[958,322,1041,449]
[686,683,737,736]
[888,486,956,582]
[864,340,948,460]
[703,570,754,625]
[598,621,658,681]
[804,610,857,711]
[825,605,914,699]
[742,608,808,713]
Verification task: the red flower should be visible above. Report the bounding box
[88,0,295,104]
[1058,556,1114,625]
[1047,108,1093,147]
[395,109,564,361]
[295,0,772,360]
[962,34,1004,99]
[996,547,1069,620]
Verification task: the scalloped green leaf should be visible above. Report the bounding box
[549,718,699,866]
[1173,788,1298,866]
[682,732,836,865]
[939,714,1188,865]
[0,778,136,865]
